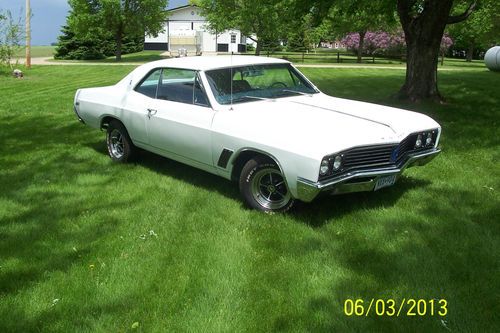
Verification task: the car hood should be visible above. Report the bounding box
[212,93,440,160]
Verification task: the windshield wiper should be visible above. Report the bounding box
[281,89,313,96]
[241,95,271,101]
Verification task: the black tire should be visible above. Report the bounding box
[239,156,294,213]
[106,120,137,163]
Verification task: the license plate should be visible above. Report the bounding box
[374,175,397,191]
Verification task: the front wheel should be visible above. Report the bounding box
[106,120,137,163]
[239,157,294,213]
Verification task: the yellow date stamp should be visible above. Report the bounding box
[343,298,448,317]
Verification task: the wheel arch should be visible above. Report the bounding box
[230,148,285,182]
[100,115,123,130]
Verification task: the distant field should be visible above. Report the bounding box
[13,46,56,58]
[47,50,166,63]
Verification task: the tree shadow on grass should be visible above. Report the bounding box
[87,140,241,202]
[292,176,431,228]
[0,150,130,288]
[88,139,430,227]
[0,115,138,330]
[263,187,498,332]
[305,187,499,332]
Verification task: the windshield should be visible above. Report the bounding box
[205,63,318,105]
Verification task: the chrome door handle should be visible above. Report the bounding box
[147,108,157,119]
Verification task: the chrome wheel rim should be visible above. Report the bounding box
[109,129,125,158]
[251,168,291,210]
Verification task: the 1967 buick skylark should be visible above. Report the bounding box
[74,56,441,212]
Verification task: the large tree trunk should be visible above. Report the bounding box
[396,0,477,101]
[115,25,123,61]
[115,33,122,61]
[255,40,262,56]
[357,31,366,63]
[399,35,442,101]
[396,1,455,102]
[466,42,474,62]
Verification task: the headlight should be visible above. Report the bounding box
[333,155,342,170]
[320,159,330,175]
[425,132,433,146]
[415,134,423,148]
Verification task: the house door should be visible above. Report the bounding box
[229,33,238,53]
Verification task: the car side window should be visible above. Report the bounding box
[135,69,162,98]
[157,68,210,107]
[194,74,209,107]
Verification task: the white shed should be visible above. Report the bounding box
[144,5,247,55]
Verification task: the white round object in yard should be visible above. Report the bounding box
[484,46,500,71]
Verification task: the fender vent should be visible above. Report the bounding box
[217,149,233,168]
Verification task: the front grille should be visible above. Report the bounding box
[342,144,396,170]
[394,134,415,163]
[319,129,439,181]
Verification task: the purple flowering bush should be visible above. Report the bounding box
[440,35,453,53]
[341,31,453,57]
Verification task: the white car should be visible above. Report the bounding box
[74,56,441,212]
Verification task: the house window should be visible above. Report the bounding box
[191,22,194,30]
[230,34,236,44]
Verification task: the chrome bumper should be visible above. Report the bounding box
[296,148,441,202]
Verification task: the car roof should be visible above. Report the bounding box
[116,55,291,89]
[142,55,289,71]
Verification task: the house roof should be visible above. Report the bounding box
[167,4,198,13]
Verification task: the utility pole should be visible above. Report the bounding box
[26,0,31,68]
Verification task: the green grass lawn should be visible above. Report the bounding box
[0,65,498,332]
[100,50,165,63]
[85,51,166,63]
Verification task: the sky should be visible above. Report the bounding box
[0,0,188,45]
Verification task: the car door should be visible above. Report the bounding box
[122,68,162,145]
[146,68,215,167]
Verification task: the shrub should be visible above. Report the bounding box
[341,31,453,57]
[55,25,144,60]
[0,11,23,68]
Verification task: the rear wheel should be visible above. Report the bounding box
[239,157,294,212]
[106,120,136,163]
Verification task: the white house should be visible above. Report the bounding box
[144,5,247,55]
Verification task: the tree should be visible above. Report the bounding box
[0,10,23,68]
[55,25,108,60]
[55,23,144,60]
[69,0,168,61]
[326,2,397,63]
[285,14,334,52]
[194,0,289,55]
[298,0,479,102]
[447,0,499,61]
[395,0,478,102]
